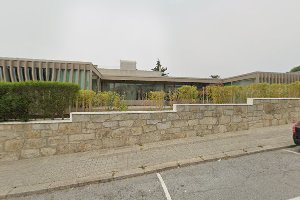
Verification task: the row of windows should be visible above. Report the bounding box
[101,81,205,100]
[0,66,91,89]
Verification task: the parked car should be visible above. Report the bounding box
[293,122,300,145]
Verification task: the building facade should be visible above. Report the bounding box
[1,57,300,100]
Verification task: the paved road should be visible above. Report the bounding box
[9,146,300,200]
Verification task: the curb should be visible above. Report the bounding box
[1,143,295,199]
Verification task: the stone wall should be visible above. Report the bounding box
[1,98,299,161]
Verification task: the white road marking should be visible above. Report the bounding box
[287,196,300,200]
[283,149,300,155]
[156,173,172,200]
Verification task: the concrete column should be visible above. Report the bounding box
[51,63,55,81]
[9,60,14,82]
[70,64,74,83]
[23,61,28,81]
[89,65,92,90]
[97,78,101,92]
[38,62,42,81]
[76,64,80,85]
[63,63,67,82]
[46,62,49,81]
[58,63,61,82]
[16,60,21,82]
[30,61,35,81]
[83,65,86,89]
[2,60,7,82]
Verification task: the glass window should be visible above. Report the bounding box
[79,70,85,89]
[60,69,65,82]
[55,69,59,81]
[6,66,11,82]
[42,68,46,81]
[27,67,33,81]
[0,66,3,81]
[20,67,25,81]
[66,69,71,82]
[73,69,78,83]
[13,67,19,82]
[48,68,53,81]
[35,68,40,80]
[85,71,90,89]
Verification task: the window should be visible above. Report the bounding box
[79,70,85,89]
[35,68,40,80]
[42,68,46,81]
[21,67,25,81]
[48,68,53,81]
[13,67,19,82]
[66,69,71,82]
[0,66,3,81]
[6,66,11,82]
[60,69,65,82]
[27,67,33,80]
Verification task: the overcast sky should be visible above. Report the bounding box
[0,0,300,78]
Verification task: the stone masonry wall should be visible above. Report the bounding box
[0,98,300,161]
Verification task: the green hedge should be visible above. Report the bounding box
[0,81,80,121]
[206,82,300,104]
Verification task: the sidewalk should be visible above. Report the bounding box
[0,124,294,199]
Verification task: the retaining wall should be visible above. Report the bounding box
[0,98,299,161]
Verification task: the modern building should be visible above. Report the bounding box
[1,57,300,100]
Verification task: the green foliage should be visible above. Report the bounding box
[147,91,166,110]
[0,81,79,121]
[290,66,300,72]
[151,59,168,76]
[79,91,128,111]
[177,85,199,103]
[206,82,300,104]
[78,90,96,111]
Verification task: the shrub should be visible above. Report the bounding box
[147,91,166,110]
[90,91,128,111]
[0,81,79,121]
[206,82,300,104]
[177,85,199,103]
[78,90,96,111]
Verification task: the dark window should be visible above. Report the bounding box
[6,66,11,82]
[21,67,25,81]
[35,68,40,80]
[42,68,46,81]
[28,67,33,80]
[48,68,52,81]
[0,66,3,81]
[13,67,19,82]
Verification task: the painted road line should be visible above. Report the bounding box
[283,149,300,155]
[156,173,172,200]
[287,196,300,200]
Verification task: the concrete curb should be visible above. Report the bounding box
[0,143,295,199]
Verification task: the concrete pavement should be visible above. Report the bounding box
[0,124,295,199]
[9,147,300,200]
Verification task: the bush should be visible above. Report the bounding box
[206,82,300,104]
[77,90,96,111]
[0,81,80,121]
[80,91,128,111]
[177,85,199,103]
[147,91,166,110]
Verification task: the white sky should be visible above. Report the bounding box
[0,0,300,78]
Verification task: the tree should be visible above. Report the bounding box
[210,75,220,79]
[290,66,300,72]
[151,59,168,76]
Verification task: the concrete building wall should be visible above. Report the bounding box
[0,98,299,161]
[223,72,300,86]
[0,57,102,90]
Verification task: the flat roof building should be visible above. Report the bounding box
[1,57,300,100]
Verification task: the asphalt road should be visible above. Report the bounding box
[9,146,300,200]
